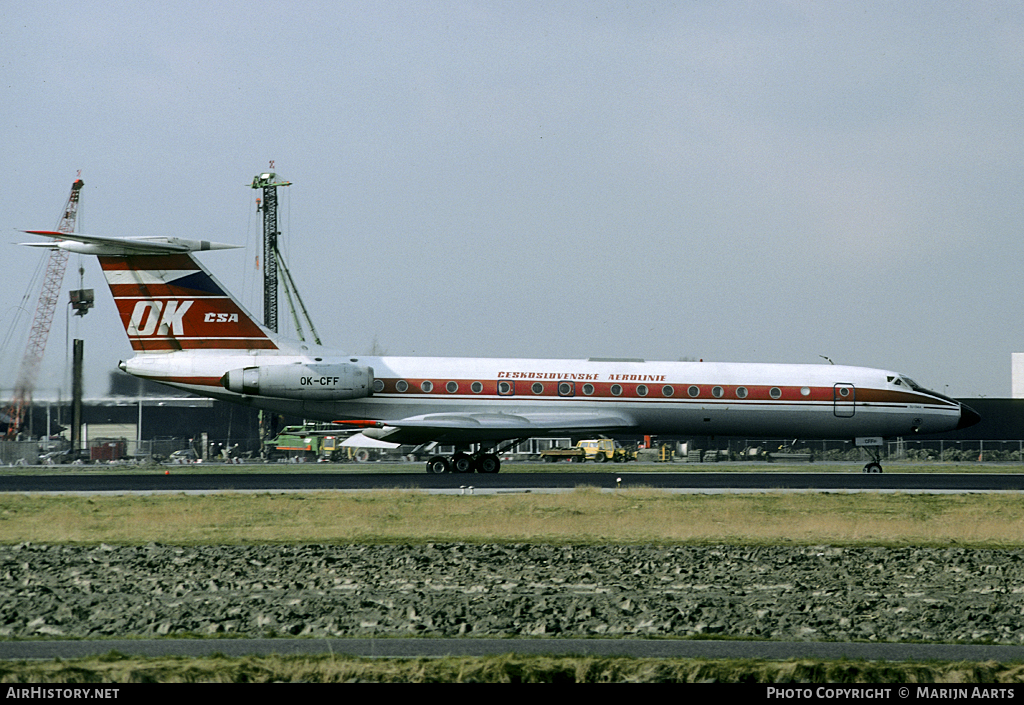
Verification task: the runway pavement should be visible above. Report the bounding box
[3,637,1024,662]
[2,469,1024,493]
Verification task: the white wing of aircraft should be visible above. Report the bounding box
[23,230,980,474]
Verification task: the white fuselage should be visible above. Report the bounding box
[123,346,967,443]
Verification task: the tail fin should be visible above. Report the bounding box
[100,253,277,351]
[23,231,278,352]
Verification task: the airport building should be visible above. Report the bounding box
[1012,353,1024,398]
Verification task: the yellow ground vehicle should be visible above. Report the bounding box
[539,438,636,463]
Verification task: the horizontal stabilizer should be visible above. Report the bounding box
[21,231,239,255]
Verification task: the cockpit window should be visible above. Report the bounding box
[895,375,956,404]
[892,375,920,390]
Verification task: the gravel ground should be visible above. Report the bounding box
[3,543,1023,643]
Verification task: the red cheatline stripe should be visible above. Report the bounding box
[364,379,955,406]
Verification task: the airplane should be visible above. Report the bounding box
[23,230,980,474]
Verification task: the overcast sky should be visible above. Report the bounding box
[3,1,1022,399]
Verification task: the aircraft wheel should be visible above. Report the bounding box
[452,452,475,473]
[477,453,501,474]
[425,455,451,474]
[862,462,883,474]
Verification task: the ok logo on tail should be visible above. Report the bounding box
[126,300,193,336]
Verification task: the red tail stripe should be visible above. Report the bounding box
[98,254,200,270]
[108,286,227,298]
[129,339,278,351]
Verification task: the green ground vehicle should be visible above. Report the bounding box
[265,425,347,462]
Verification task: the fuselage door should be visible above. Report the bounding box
[834,383,855,417]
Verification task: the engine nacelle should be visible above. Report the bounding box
[221,363,374,400]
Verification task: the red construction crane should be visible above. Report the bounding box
[3,177,84,439]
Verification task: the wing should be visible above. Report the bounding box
[337,411,637,445]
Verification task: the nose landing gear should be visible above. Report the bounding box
[862,448,884,473]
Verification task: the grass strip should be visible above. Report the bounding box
[3,490,1024,547]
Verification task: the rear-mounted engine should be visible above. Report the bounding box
[221,363,374,400]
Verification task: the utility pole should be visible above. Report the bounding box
[71,339,83,458]
[251,165,291,333]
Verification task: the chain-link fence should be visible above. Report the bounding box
[7,436,1024,465]
[730,438,1024,463]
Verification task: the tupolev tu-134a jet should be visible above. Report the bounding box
[23,230,980,474]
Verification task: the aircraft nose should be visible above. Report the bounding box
[957,403,981,430]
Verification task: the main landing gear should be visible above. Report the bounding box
[425,452,501,474]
